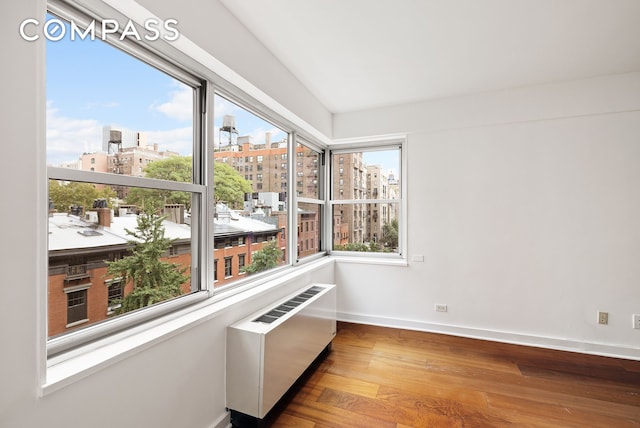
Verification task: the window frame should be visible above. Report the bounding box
[66,289,88,327]
[293,136,327,264]
[45,2,211,357]
[328,140,406,259]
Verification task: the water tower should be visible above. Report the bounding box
[219,115,238,147]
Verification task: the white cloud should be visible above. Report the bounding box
[84,101,120,110]
[46,101,102,166]
[48,100,194,166]
[146,127,193,156]
[247,127,287,145]
[153,84,193,122]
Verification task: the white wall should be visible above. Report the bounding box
[334,73,640,359]
[0,1,334,427]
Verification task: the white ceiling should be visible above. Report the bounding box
[221,0,640,114]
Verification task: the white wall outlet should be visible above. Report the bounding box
[598,311,608,325]
[633,314,640,329]
[412,255,425,262]
[435,304,447,312]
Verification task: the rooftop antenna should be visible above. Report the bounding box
[219,115,238,147]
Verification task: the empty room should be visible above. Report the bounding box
[2,1,639,427]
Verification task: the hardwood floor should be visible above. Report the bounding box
[265,322,640,427]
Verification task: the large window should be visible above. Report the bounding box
[330,146,402,255]
[46,9,205,349]
[44,3,330,360]
[212,95,289,285]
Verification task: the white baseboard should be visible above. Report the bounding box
[337,312,640,361]
[208,412,230,428]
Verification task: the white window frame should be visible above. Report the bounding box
[293,136,327,264]
[45,1,211,357]
[328,138,407,260]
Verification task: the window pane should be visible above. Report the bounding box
[331,203,399,253]
[332,149,400,200]
[295,143,320,199]
[46,14,201,342]
[298,202,322,258]
[331,146,401,254]
[48,180,194,338]
[66,290,87,325]
[46,16,194,179]
[213,95,288,286]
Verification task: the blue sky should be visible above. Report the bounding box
[46,15,397,176]
[46,15,285,166]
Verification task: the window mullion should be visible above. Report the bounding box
[289,131,298,263]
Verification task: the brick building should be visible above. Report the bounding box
[48,204,282,338]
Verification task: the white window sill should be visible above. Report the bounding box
[330,254,408,267]
[42,257,334,396]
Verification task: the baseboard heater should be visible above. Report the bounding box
[226,283,336,427]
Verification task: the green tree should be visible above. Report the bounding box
[144,155,193,182]
[106,211,189,314]
[334,242,372,252]
[214,161,253,209]
[381,219,399,249]
[49,180,115,213]
[126,156,193,210]
[125,157,252,211]
[241,240,283,274]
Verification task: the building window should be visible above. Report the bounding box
[330,145,403,255]
[46,8,204,351]
[44,3,336,362]
[214,95,289,282]
[66,289,87,326]
[224,257,233,278]
[106,279,124,314]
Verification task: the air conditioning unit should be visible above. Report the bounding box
[226,283,336,425]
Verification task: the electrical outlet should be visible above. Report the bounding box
[598,311,608,325]
[633,314,640,329]
[435,304,448,312]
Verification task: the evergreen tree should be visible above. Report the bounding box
[106,211,188,314]
[241,240,283,274]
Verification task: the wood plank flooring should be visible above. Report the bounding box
[264,322,640,427]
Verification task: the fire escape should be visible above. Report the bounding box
[108,130,125,199]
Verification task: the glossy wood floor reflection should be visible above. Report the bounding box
[265,322,640,427]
